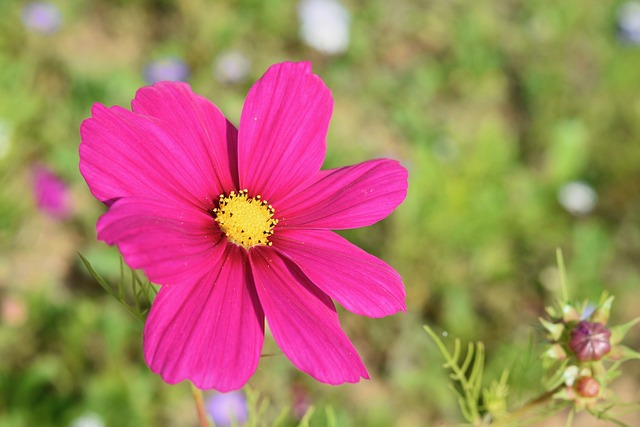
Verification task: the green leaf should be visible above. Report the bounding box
[297,406,315,427]
[424,325,484,424]
[483,374,509,420]
[78,252,116,297]
[78,252,153,322]
[325,406,337,427]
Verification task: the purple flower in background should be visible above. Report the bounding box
[206,391,248,426]
[617,2,640,44]
[292,383,311,420]
[143,58,190,84]
[32,165,72,219]
[21,2,62,34]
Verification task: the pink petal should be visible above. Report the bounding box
[131,82,239,192]
[237,62,332,202]
[97,196,223,286]
[144,245,264,391]
[249,247,369,384]
[276,159,408,229]
[272,229,405,317]
[80,91,235,208]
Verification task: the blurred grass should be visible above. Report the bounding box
[1,0,640,426]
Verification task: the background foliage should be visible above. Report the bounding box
[1,0,639,425]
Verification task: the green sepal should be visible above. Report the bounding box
[540,317,565,341]
[544,343,567,361]
[609,317,640,345]
[607,345,640,362]
[552,386,574,402]
[591,294,614,324]
[562,304,581,323]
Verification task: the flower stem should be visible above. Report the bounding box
[499,385,563,425]
[565,408,575,427]
[191,383,209,427]
[556,248,569,304]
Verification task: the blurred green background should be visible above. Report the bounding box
[1,0,640,426]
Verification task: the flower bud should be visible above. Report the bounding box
[568,321,611,361]
[545,343,567,361]
[575,376,600,398]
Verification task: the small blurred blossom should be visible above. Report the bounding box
[205,391,248,426]
[21,2,62,35]
[298,0,350,55]
[143,58,190,84]
[70,412,105,427]
[557,181,597,216]
[1,296,27,327]
[32,164,72,219]
[292,383,311,420]
[0,120,11,160]
[617,2,640,44]
[213,51,251,85]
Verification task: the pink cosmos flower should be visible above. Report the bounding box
[79,62,407,391]
[32,164,72,219]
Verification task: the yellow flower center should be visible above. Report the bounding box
[213,189,278,248]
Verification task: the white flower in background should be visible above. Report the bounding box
[298,0,350,55]
[70,413,105,427]
[213,51,251,84]
[558,181,597,216]
[617,1,640,44]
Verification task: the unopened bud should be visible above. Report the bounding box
[575,376,600,398]
[569,321,611,361]
[545,343,567,360]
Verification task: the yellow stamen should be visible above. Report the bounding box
[213,189,278,248]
